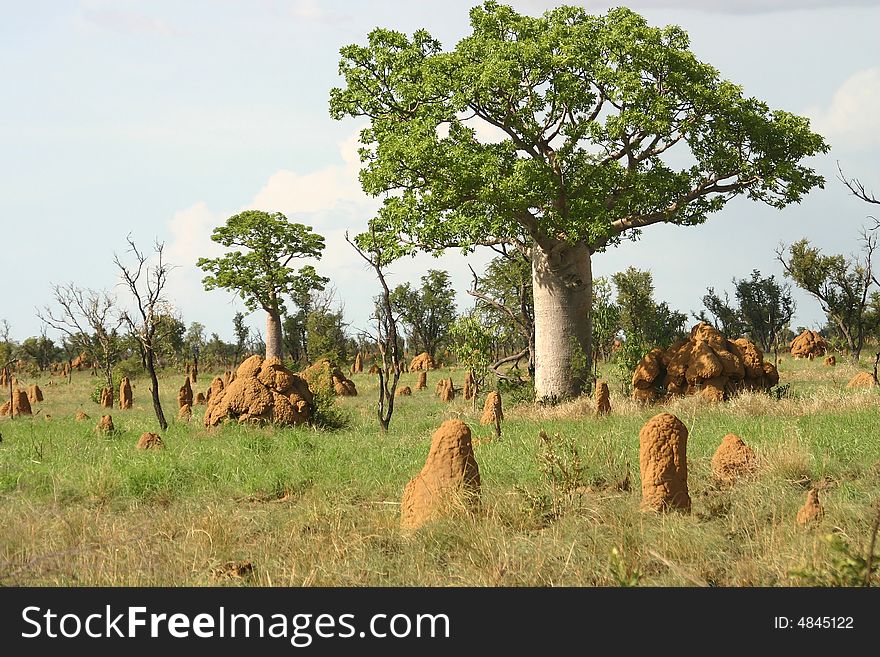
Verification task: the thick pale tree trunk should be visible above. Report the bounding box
[532,241,592,401]
[265,309,283,360]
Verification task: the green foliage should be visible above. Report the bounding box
[613,268,687,349]
[310,390,352,431]
[153,314,186,362]
[698,288,746,337]
[448,313,494,374]
[591,276,620,372]
[735,271,796,352]
[114,355,144,382]
[791,532,878,587]
[495,377,535,405]
[331,2,827,259]
[90,381,106,405]
[520,430,587,523]
[778,235,876,359]
[389,270,456,359]
[197,210,328,316]
[611,267,686,391]
[305,308,349,364]
[18,335,59,371]
[608,547,643,587]
[232,312,249,359]
[472,253,533,363]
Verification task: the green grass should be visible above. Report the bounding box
[1,356,879,586]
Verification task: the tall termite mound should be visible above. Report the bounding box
[639,413,690,513]
[119,377,133,410]
[595,380,611,416]
[400,419,481,530]
[178,378,193,409]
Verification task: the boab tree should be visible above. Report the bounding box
[197,210,327,361]
[330,1,828,401]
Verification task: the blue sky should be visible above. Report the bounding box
[2,0,879,343]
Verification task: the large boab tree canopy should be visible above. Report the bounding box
[330,1,828,401]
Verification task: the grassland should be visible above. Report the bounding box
[1,355,878,586]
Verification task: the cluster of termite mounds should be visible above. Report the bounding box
[789,329,828,359]
[399,410,817,531]
[631,322,779,404]
[202,355,314,427]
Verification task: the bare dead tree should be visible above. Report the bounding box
[838,162,879,207]
[37,284,122,404]
[345,231,401,432]
[115,236,173,431]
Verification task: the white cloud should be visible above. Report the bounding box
[808,68,880,151]
[74,8,178,37]
[247,130,373,216]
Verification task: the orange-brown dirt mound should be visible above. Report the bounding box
[400,419,481,530]
[100,387,113,409]
[416,371,427,391]
[27,384,44,404]
[824,355,836,366]
[409,352,435,371]
[396,386,412,396]
[353,353,363,373]
[194,392,206,405]
[119,377,132,410]
[178,378,193,409]
[710,434,757,483]
[797,489,823,525]
[438,378,455,402]
[178,404,192,421]
[136,432,164,450]
[463,371,475,401]
[368,364,379,375]
[846,371,877,389]
[74,410,89,421]
[206,377,224,404]
[631,322,778,403]
[11,389,33,416]
[639,413,690,513]
[204,355,313,428]
[480,391,503,426]
[96,415,115,434]
[790,330,828,359]
[595,380,611,416]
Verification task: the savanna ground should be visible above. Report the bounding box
[1,355,879,586]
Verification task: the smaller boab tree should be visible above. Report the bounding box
[115,236,172,431]
[346,231,402,432]
[197,210,328,360]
